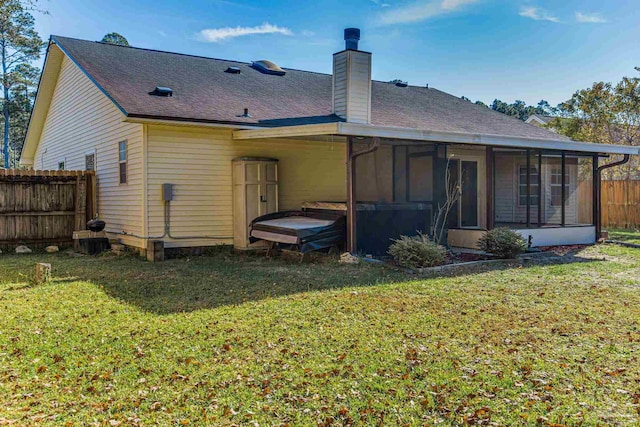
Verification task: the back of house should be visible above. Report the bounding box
[21,29,639,256]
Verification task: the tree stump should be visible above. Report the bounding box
[35,263,52,284]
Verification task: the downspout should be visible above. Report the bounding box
[347,136,380,253]
[595,154,630,237]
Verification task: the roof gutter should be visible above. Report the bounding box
[337,123,640,155]
[233,122,640,155]
[124,115,264,130]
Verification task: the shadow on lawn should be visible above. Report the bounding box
[608,229,640,243]
[38,247,602,315]
[54,248,415,314]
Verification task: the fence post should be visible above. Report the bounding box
[74,175,87,231]
[35,263,52,284]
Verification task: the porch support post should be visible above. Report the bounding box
[561,152,566,227]
[526,149,531,228]
[537,150,542,226]
[595,154,630,238]
[346,136,357,254]
[346,137,380,254]
[593,154,600,236]
[486,146,494,230]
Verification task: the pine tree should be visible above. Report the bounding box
[0,0,44,168]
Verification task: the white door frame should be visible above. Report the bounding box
[448,147,487,229]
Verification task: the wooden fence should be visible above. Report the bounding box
[0,170,95,250]
[601,180,640,229]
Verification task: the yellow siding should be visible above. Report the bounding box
[147,125,346,247]
[33,56,145,243]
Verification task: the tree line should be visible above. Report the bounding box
[464,69,640,178]
[0,0,129,168]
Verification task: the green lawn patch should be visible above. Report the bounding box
[1,243,639,426]
[608,228,640,245]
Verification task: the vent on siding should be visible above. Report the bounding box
[251,60,286,76]
[85,153,95,171]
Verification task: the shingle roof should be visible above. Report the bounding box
[52,35,570,141]
[527,114,556,124]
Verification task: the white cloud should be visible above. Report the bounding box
[378,0,478,25]
[519,6,560,23]
[371,0,391,7]
[198,23,293,43]
[575,12,607,23]
[441,0,476,10]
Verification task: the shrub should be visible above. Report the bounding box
[478,228,526,259]
[388,232,447,269]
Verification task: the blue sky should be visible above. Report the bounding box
[34,0,640,106]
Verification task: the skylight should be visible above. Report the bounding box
[251,60,286,76]
[150,86,173,96]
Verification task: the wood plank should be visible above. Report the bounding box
[0,211,75,217]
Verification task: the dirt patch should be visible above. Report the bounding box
[537,244,589,257]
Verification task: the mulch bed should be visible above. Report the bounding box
[446,251,493,264]
[367,245,593,271]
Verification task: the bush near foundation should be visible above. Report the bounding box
[388,232,447,269]
[478,228,526,259]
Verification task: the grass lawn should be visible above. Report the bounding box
[1,245,639,426]
[608,228,640,245]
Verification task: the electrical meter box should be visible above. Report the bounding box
[162,183,173,201]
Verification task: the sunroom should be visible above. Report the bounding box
[234,122,638,255]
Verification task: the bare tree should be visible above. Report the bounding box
[431,157,461,245]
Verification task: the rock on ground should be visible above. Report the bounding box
[339,252,359,264]
[15,245,32,254]
[45,246,59,253]
[111,244,125,255]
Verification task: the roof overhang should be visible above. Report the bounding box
[524,115,549,126]
[20,42,66,166]
[233,122,640,155]
[20,37,130,167]
[124,115,264,130]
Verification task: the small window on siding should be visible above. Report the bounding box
[550,166,570,206]
[58,159,65,171]
[518,165,539,206]
[118,141,127,184]
[85,153,95,171]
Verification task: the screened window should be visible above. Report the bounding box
[518,166,539,206]
[118,141,127,184]
[550,166,570,206]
